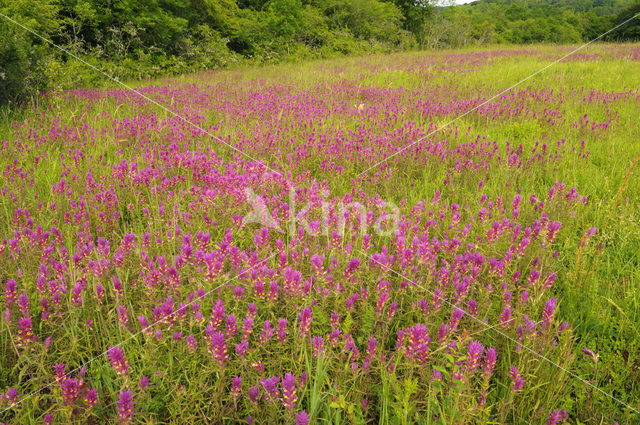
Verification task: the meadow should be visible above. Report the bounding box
[0,43,639,424]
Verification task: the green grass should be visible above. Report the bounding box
[1,43,639,424]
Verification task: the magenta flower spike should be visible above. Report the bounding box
[117,390,133,423]
[542,298,557,329]
[248,386,260,403]
[5,388,19,406]
[4,279,17,306]
[210,331,229,366]
[231,376,242,398]
[449,308,464,330]
[60,378,79,404]
[466,340,484,373]
[241,316,254,341]
[16,316,36,347]
[509,366,524,391]
[259,320,274,344]
[406,324,430,364]
[277,318,288,343]
[376,292,388,316]
[500,306,512,326]
[236,340,248,358]
[312,335,325,358]
[186,334,197,352]
[107,346,129,377]
[281,373,297,411]
[295,410,310,425]
[260,376,280,402]
[547,409,568,425]
[139,376,149,390]
[482,347,497,379]
[298,306,312,339]
[226,314,238,338]
[54,363,66,381]
[210,299,225,329]
[366,337,376,360]
[17,293,29,316]
[85,388,98,408]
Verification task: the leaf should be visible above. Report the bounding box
[343,312,353,334]
[357,305,375,344]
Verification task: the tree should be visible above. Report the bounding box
[316,0,406,42]
[387,0,433,45]
[0,0,60,105]
[611,2,640,40]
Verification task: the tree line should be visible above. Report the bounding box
[437,0,640,47]
[1,0,639,105]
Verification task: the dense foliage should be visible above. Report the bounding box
[1,0,640,105]
[440,0,640,47]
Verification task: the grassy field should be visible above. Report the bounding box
[0,43,639,424]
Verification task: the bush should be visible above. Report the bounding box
[611,2,640,41]
[0,0,59,106]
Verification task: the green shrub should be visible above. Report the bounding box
[0,0,59,106]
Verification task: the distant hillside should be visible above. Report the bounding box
[453,0,629,15]
[428,0,640,46]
